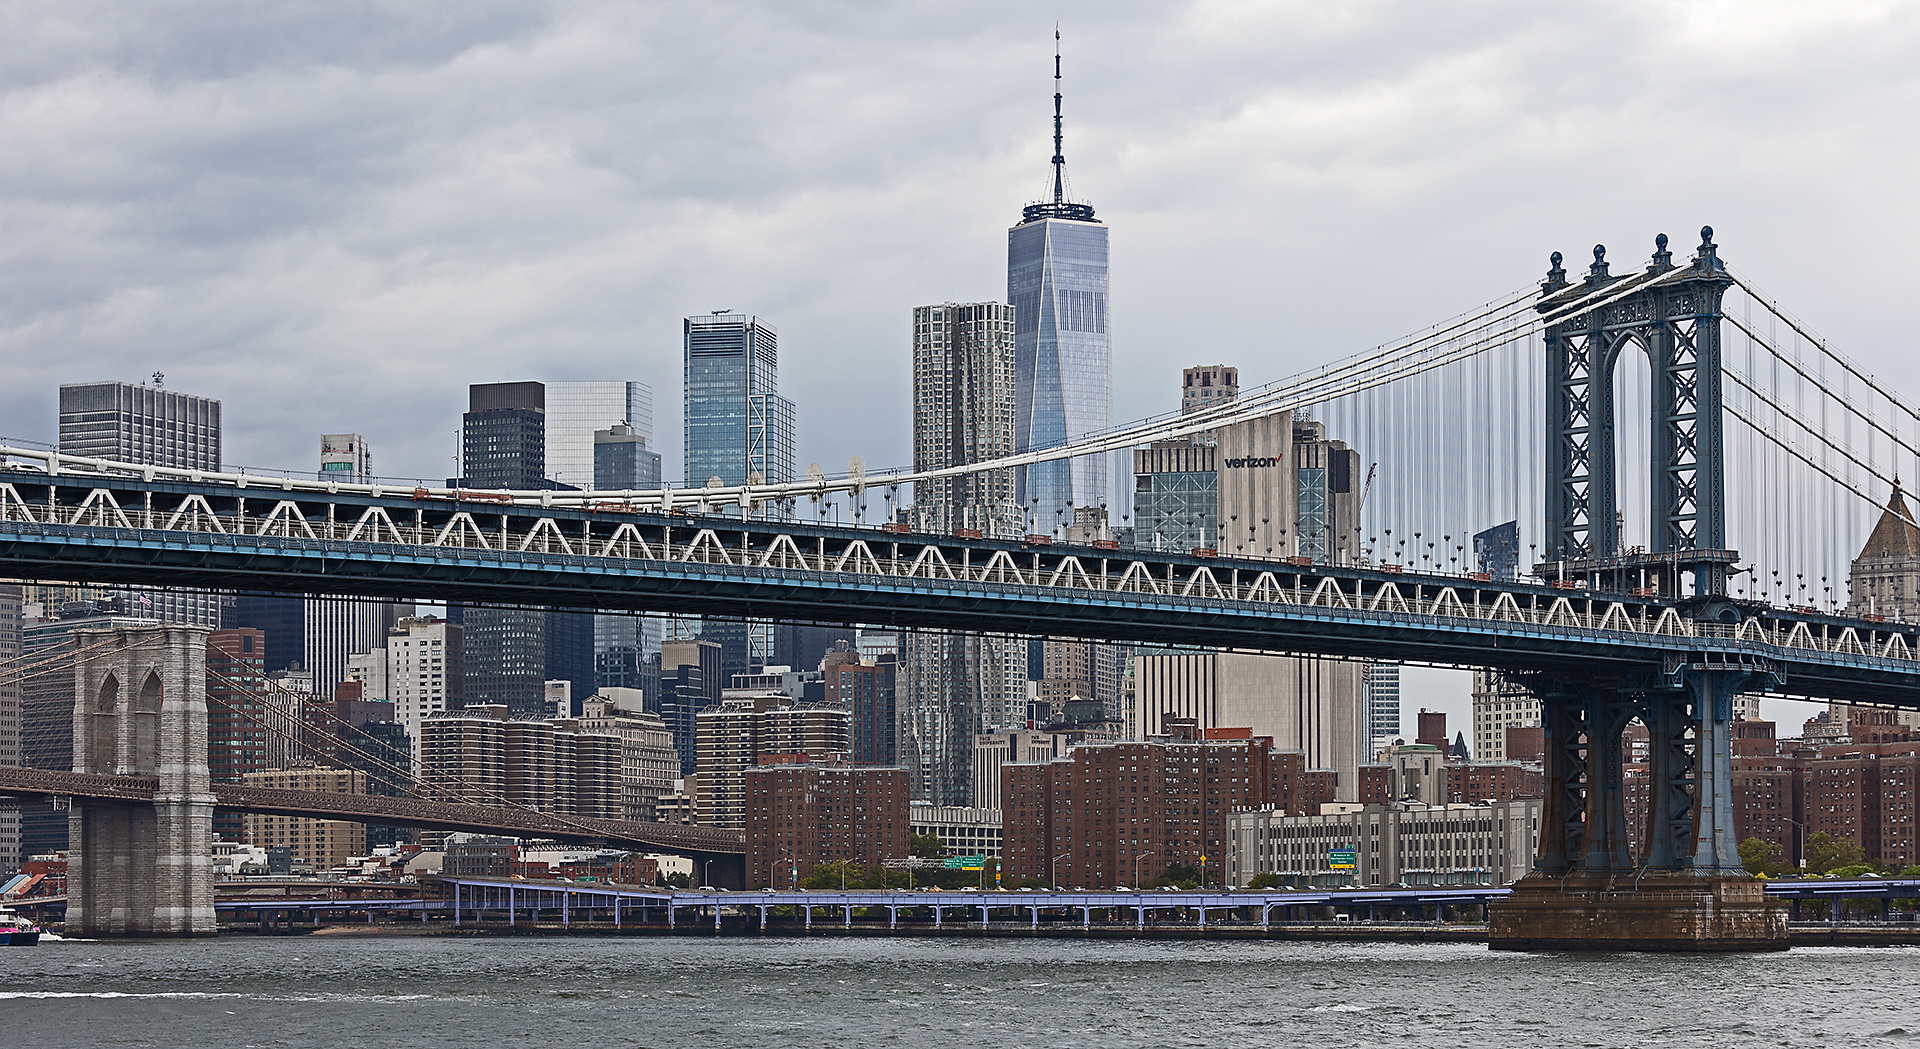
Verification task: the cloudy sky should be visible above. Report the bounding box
[4,0,1912,730]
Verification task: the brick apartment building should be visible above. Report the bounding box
[1617,718,1920,870]
[1000,724,1328,888]
[242,766,368,872]
[743,757,908,888]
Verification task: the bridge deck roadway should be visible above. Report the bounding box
[0,767,744,859]
[1,470,1917,703]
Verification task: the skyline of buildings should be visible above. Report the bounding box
[21,51,1893,871]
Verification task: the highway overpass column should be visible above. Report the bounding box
[66,624,215,938]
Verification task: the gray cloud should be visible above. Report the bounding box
[2,0,1916,496]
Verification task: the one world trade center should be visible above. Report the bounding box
[1008,33,1109,536]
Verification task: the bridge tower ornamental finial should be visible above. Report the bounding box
[1696,225,1723,272]
[1542,251,1568,294]
[1586,244,1610,283]
[1650,232,1673,272]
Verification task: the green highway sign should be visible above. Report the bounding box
[1329,849,1357,870]
[944,855,984,869]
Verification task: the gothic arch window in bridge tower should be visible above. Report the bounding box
[92,673,120,773]
[132,669,164,772]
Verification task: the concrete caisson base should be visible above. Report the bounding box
[1488,872,1788,952]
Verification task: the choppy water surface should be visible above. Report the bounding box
[2,934,1914,1048]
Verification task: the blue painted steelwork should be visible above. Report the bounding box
[0,471,1914,704]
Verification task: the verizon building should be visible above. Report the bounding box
[1131,382,1369,797]
[1134,409,1359,562]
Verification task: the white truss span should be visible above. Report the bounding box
[3,480,1913,668]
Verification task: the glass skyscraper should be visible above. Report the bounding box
[545,381,653,491]
[684,313,797,669]
[1007,45,1109,536]
[684,313,796,514]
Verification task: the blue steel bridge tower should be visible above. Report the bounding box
[1008,31,1110,536]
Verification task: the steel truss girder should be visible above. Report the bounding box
[0,472,1916,702]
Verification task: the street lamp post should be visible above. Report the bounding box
[702,860,713,889]
[1052,852,1071,891]
[771,855,795,890]
[1133,851,1156,888]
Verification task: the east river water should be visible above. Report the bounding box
[4,935,1916,1048]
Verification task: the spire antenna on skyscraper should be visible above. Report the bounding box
[1022,26,1095,224]
[1052,24,1065,206]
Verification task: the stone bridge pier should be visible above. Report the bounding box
[65,623,216,937]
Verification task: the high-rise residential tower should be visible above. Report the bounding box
[910,302,1022,536]
[902,302,1029,805]
[1008,39,1110,536]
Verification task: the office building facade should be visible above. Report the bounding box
[1181,365,1239,417]
[58,380,220,472]
[59,380,224,626]
[1364,662,1402,758]
[661,637,721,775]
[545,381,653,491]
[594,422,663,491]
[684,313,796,508]
[304,597,410,700]
[205,629,271,786]
[1226,798,1543,889]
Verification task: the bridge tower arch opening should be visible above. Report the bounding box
[131,669,163,772]
[90,673,119,773]
[1611,328,1656,554]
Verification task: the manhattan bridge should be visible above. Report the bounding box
[4,226,1919,947]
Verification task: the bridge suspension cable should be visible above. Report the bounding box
[199,660,645,844]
